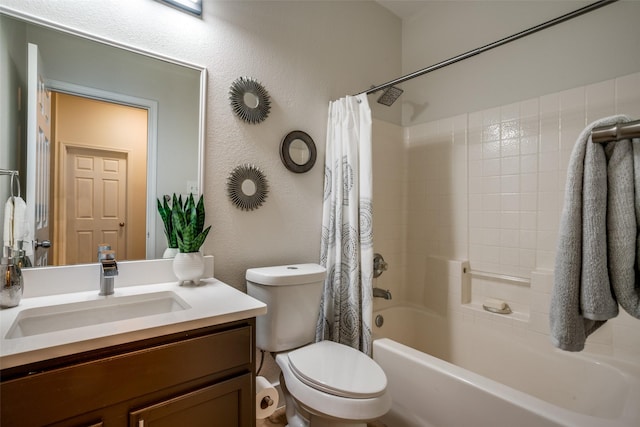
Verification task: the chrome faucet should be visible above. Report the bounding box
[373,287,392,300]
[98,244,118,296]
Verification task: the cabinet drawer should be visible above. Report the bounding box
[1,325,252,426]
[130,373,253,427]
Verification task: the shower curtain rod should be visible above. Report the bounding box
[355,0,618,97]
[592,120,640,144]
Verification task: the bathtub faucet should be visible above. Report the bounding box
[373,287,392,300]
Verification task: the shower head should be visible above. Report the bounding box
[376,85,404,106]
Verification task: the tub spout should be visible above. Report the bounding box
[373,287,392,300]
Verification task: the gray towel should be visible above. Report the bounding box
[551,115,640,351]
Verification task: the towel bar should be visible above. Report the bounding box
[591,119,640,144]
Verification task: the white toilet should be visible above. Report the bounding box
[246,264,391,427]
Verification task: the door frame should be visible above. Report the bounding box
[48,80,158,260]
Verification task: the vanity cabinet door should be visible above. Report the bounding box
[129,373,252,427]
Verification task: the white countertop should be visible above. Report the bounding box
[0,259,267,370]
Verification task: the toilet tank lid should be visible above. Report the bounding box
[246,263,326,286]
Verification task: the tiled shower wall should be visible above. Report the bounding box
[372,71,640,361]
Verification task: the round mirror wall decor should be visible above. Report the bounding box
[229,77,271,124]
[227,164,269,211]
[280,130,317,173]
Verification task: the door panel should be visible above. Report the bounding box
[65,147,127,264]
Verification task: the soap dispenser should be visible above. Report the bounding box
[1,247,24,308]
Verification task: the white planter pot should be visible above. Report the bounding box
[172,252,205,286]
[162,247,179,259]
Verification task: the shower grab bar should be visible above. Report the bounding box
[463,267,530,286]
[591,119,640,144]
[353,0,617,97]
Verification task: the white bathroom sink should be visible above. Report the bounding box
[5,291,190,339]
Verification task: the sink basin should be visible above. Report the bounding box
[5,291,191,339]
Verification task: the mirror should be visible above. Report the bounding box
[280,130,317,173]
[0,12,205,265]
[229,76,271,124]
[226,164,269,211]
[241,179,257,196]
[243,92,260,109]
[289,139,311,165]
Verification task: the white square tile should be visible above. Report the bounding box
[520,154,537,174]
[538,150,559,173]
[501,156,520,175]
[501,138,519,157]
[501,175,520,193]
[483,107,501,127]
[538,170,558,193]
[520,192,537,212]
[520,173,538,193]
[482,193,501,211]
[519,249,536,269]
[501,103,520,122]
[483,140,501,159]
[482,176,501,193]
[500,229,519,248]
[501,120,520,140]
[501,193,520,211]
[520,211,537,230]
[520,136,539,155]
[482,211,501,229]
[501,211,520,229]
[482,158,501,176]
[520,230,537,249]
[520,98,539,119]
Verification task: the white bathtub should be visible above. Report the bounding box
[372,305,640,427]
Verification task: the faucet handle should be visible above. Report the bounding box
[97,244,111,260]
[99,249,116,260]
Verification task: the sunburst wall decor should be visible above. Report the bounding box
[229,77,271,124]
[227,164,269,211]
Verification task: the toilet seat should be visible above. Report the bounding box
[287,341,387,398]
[275,341,392,422]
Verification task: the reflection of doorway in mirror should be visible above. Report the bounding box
[52,93,147,265]
[65,147,127,264]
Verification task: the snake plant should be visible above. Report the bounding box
[172,193,211,253]
[157,194,182,249]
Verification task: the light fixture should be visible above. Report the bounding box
[159,0,202,16]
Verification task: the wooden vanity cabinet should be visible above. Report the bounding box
[0,319,256,427]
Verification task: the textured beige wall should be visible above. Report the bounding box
[1,0,402,288]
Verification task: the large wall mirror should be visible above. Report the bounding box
[0,10,205,266]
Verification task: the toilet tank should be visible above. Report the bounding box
[246,264,326,352]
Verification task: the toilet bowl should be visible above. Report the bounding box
[246,264,391,427]
[276,341,391,426]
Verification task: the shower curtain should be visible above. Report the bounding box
[316,94,374,355]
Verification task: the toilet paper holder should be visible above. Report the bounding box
[260,395,274,410]
[256,375,279,419]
